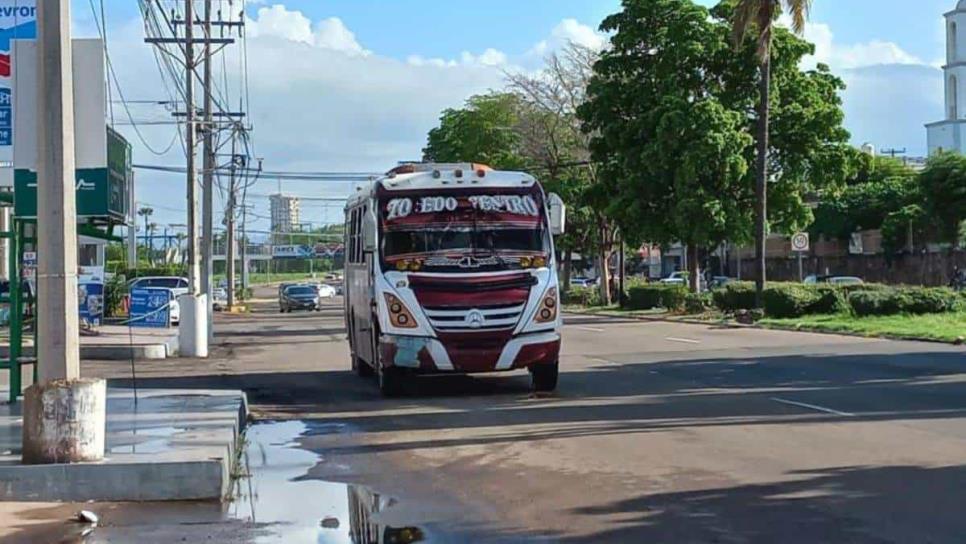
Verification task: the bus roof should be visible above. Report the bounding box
[345,165,538,209]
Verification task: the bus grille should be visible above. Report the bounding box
[423,303,525,332]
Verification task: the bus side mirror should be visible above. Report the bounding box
[363,214,377,252]
[548,193,566,236]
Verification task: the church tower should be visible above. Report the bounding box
[927,1,966,154]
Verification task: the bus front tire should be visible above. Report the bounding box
[353,354,374,377]
[378,364,404,397]
[530,362,559,393]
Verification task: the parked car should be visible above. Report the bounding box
[660,271,688,285]
[279,284,320,313]
[128,276,189,324]
[709,276,735,289]
[315,283,337,298]
[660,271,707,289]
[804,275,864,286]
[570,277,598,288]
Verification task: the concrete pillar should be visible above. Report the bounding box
[0,205,9,280]
[22,379,106,463]
[179,293,208,358]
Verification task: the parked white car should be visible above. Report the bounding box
[128,276,189,324]
[315,283,337,298]
[659,271,688,285]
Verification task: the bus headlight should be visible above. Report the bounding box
[384,293,418,328]
[534,287,558,323]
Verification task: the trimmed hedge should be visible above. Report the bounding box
[627,284,688,311]
[711,281,757,312]
[762,284,822,319]
[848,290,907,317]
[685,292,712,314]
[563,286,603,307]
[849,287,962,316]
[809,285,850,315]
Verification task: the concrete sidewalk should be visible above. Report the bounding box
[0,325,179,361]
[0,388,247,501]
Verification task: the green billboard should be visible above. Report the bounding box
[13,127,131,223]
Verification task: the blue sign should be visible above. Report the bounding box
[129,287,171,328]
[78,282,104,326]
[0,89,10,145]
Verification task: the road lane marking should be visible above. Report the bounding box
[574,326,605,332]
[770,397,854,417]
[665,337,701,344]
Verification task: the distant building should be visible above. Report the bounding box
[926,1,966,155]
[269,194,300,236]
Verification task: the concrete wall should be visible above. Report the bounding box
[732,249,966,286]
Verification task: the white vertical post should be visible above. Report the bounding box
[179,0,208,357]
[23,0,105,465]
[36,0,79,383]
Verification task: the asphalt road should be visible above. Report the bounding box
[8,286,966,543]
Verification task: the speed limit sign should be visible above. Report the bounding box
[791,232,810,252]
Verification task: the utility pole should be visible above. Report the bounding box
[23,0,105,464]
[201,0,214,336]
[126,183,137,268]
[226,133,238,310]
[181,0,208,357]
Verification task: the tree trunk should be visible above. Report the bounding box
[754,53,771,308]
[618,238,626,307]
[687,244,701,293]
[597,222,611,305]
[562,249,572,294]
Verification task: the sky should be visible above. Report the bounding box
[67,0,952,233]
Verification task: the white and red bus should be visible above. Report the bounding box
[344,163,566,396]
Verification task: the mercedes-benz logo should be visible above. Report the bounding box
[465,310,485,329]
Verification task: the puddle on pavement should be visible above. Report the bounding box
[9,420,428,544]
[108,425,185,455]
[231,420,428,543]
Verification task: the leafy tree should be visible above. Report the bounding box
[580,0,853,292]
[810,156,918,241]
[731,0,812,303]
[917,152,966,244]
[423,93,530,171]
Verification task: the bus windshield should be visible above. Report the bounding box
[379,191,549,271]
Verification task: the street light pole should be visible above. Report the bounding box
[22,0,105,464]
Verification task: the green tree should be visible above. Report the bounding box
[918,152,966,244]
[810,156,918,242]
[731,0,812,304]
[580,0,853,292]
[423,93,530,170]
[581,0,753,292]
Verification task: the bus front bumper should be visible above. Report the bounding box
[378,331,560,373]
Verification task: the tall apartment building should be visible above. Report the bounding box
[269,194,300,239]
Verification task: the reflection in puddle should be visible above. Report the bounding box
[108,425,186,454]
[9,421,426,544]
[233,420,426,543]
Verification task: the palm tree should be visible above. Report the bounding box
[732,0,811,306]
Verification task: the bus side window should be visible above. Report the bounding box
[349,208,359,264]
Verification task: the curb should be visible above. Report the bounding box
[566,308,964,346]
[756,322,964,345]
[565,308,745,329]
[0,389,249,502]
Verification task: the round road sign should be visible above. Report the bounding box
[791,232,809,252]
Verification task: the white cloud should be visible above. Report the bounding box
[780,17,922,70]
[247,5,367,55]
[529,18,606,58]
